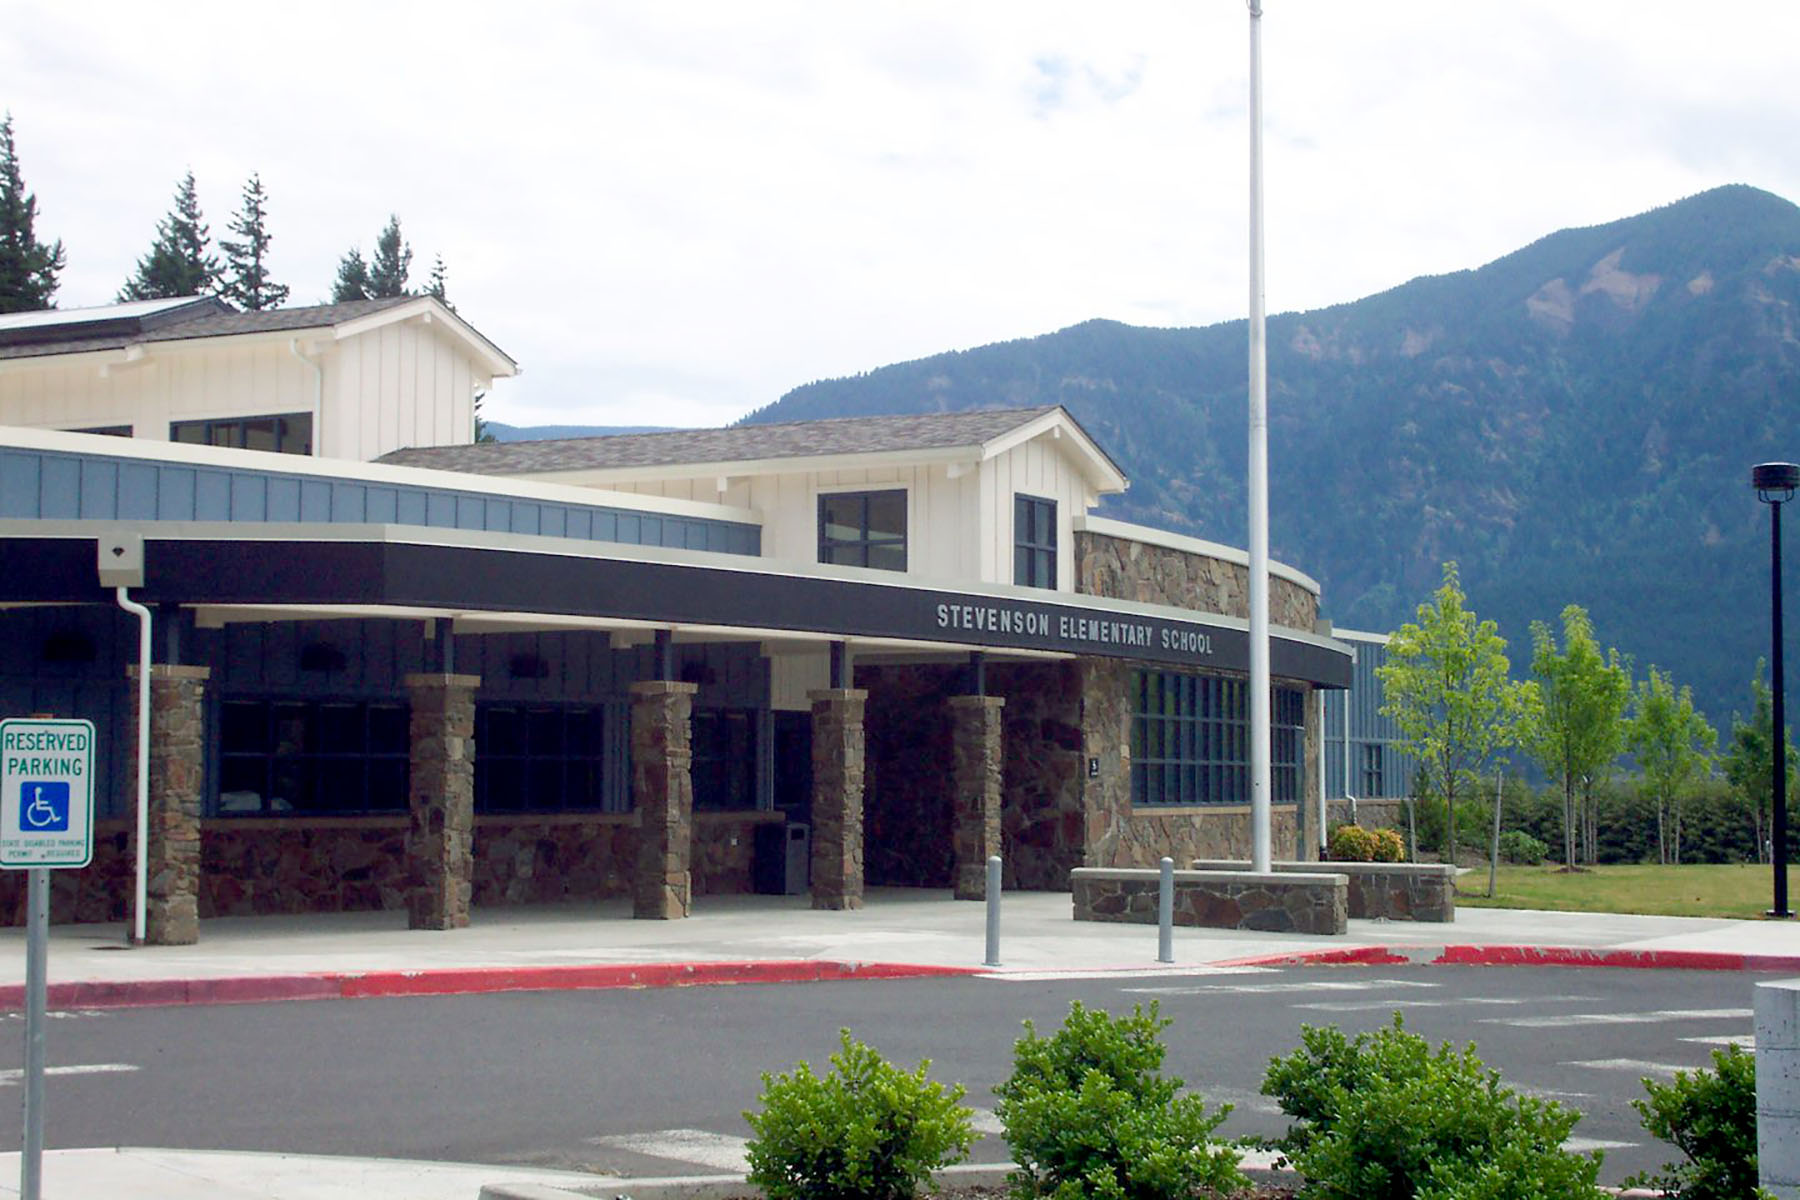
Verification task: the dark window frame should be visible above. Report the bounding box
[690,706,761,813]
[817,488,907,572]
[171,412,313,456]
[1129,670,1306,807]
[475,702,610,815]
[1013,494,1057,589]
[214,695,410,817]
[1361,742,1385,798]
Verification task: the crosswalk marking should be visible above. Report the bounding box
[1123,978,1439,996]
[1483,1008,1751,1028]
[586,1128,750,1172]
[0,1063,137,1086]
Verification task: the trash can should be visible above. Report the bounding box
[754,822,812,895]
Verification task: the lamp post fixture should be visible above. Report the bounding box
[1754,461,1798,919]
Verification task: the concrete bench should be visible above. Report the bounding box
[1192,859,1456,923]
[1071,867,1347,936]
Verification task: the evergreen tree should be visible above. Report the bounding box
[0,112,66,313]
[331,248,371,302]
[366,214,411,298]
[218,173,288,311]
[425,253,450,308]
[1722,660,1799,862]
[119,170,220,301]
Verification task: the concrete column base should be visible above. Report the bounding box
[1759,977,1800,1199]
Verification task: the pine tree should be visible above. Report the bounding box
[0,112,66,314]
[218,173,288,311]
[425,253,450,308]
[119,170,220,301]
[331,248,371,302]
[366,214,412,298]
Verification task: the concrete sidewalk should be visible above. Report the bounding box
[3,890,1800,1199]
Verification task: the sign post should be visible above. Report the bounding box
[1,715,96,1200]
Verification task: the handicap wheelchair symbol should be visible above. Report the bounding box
[18,782,70,833]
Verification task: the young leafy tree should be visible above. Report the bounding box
[1525,605,1631,869]
[0,112,66,313]
[1722,659,1799,863]
[119,170,220,301]
[1626,666,1717,865]
[366,214,412,298]
[1378,562,1531,866]
[331,248,371,302]
[218,173,288,311]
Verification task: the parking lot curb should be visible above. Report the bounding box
[1433,945,1800,972]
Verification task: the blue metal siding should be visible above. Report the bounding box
[1322,638,1414,801]
[0,445,760,555]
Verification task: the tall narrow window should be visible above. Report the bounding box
[818,490,906,571]
[1014,495,1057,589]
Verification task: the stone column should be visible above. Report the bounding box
[403,673,480,930]
[948,694,1005,899]
[809,688,867,910]
[125,665,210,945]
[631,680,698,920]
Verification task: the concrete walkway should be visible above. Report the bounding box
[3,889,1799,1198]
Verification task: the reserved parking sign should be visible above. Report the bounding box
[0,718,96,869]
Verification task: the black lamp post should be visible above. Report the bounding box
[1753,461,1798,919]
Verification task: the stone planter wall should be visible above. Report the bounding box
[1072,866,1347,935]
[1192,858,1455,922]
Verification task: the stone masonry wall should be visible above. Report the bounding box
[1074,531,1319,630]
[1072,867,1347,935]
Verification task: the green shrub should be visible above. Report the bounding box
[1496,830,1549,865]
[1329,825,1406,863]
[1260,1015,1602,1199]
[743,1028,975,1200]
[1627,1044,1768,1199]
[997,1000,1246,1200]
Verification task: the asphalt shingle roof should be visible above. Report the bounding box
[377,406,1066,476]
[0,297,417,360]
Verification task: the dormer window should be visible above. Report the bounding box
[819,489,906,571]
[1014,494,1057,589]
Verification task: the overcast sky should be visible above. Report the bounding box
[7,2,1798,429]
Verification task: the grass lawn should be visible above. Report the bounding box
[1454,862,1800,919]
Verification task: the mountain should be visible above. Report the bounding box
[743,185,1800,730]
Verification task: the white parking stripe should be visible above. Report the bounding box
[587,1128,750,1172]
[1563,1058,1689,1076]
[1484,1008,1751,1028]
[1565,1137,1638,1152]
[0,1063,137,1086]
[1682,1034,1755,1048]
[1297,995,1592,1013]
[1124,978,1439,996]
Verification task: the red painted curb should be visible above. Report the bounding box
[0,959,983,1012]
[336,958,981,999]
[1214,945,1411,968]
[1433,944,1800,972]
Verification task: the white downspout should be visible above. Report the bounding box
[114,588,152,945]
[290,338,323,453]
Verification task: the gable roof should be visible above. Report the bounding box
[0,295,517,378]
[378,406,1129,492]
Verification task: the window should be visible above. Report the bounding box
[1361,743,1385,798]
[71,425,132,437]
[172,412,312,455]
[691,708,759,812]
[1014,495,1057,589]
[818,490,906,571]
[475,704,608,814]
[1129,671,1305,807]
[216,698,409,815]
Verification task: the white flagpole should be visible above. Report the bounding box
[1246,0,1272,873]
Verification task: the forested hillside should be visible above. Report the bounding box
[743,185,1800,728]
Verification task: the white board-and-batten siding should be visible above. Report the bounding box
[573,433,1095,591]
[0,321,477,463]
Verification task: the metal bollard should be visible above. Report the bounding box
[1157,856,1175,963]
[983,855,1002,967]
